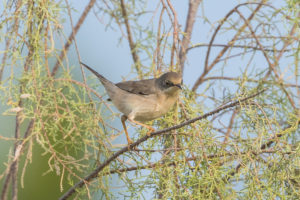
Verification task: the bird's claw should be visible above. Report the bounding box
[127,139,135,150]
[146,128,155,136]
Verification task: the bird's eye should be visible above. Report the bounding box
[165,80,172,86]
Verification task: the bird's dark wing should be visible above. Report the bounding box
[116,79,157,95]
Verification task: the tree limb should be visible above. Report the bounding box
[192,1,266,91]
[179,0,202,73]
[120,0,143,79]
[51,0,96,77]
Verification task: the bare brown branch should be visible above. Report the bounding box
[51,0,96,77]
[192,1,266,91]
[0,0,22,82]
[227,120,300,181]
[235,9,298,110]
[164,0,179,69]
[201,76,299,88]
[179,0,202,73]
[120,0,143,79]
[187,43,293,52]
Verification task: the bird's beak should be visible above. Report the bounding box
[175,84,182,89]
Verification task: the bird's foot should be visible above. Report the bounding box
[127,138,133,144]
[146,127,155,136]
[127,139,135,150]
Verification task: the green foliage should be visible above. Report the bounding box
[0,0,299,200]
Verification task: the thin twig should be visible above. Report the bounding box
[192,1,265,91]
[235,9,297,110]
[154,6,165,73]
[165,0,179,69]
[120,0,143,79]
[201,76,299,88]
[223,109,238,144]
[0,0,22,82]
[1,120,34,200]
[105,148,294,175]
[187,43,293,52]
[10,2,36,197]
[179,0,202,73]
[227,119,299,181]
[51,0,96,77]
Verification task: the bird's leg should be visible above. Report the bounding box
[121,115,133,145]
[127,118,155,137]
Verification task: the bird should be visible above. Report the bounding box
[80,62,182,146]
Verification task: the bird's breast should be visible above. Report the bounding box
[131,92,179,122]
[109,88,179,122]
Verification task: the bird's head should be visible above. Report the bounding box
[156,72,182,96]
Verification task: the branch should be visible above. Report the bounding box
[0,120,34,200]
[226,119,300,181]
[51,0,96,77]
[201,76,299,88]
[192,1,265,91]
[120,0,143,79]
[0,0,22,82]
[235,9,298,110]
[187,43,293,52]
[164,0,179,68]
[59,89,266,200]
[179,0,202,73]
[106,148,295,175]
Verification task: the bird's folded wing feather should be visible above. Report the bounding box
[116,79,157,95]
[81,62,157,96]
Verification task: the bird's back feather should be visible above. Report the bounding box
[116,79,157,95]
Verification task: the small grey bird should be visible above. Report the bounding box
[81,62,182,145]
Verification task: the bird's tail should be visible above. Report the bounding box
[80,62,123,101]
[80,62,112,86]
